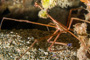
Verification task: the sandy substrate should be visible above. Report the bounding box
[0,29,80,60]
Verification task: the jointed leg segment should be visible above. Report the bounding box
[47,29,59,42]
[48,32,61,52]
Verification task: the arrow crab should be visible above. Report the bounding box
[0,0,90,60]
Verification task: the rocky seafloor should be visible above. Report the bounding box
[0,29,80,60]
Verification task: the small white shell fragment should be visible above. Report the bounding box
[27,37,30,39]
[26,41,30,44]
[44,52,48,55]
[10,31,13,33]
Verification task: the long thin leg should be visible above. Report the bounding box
[48,32,68,52]
[48,32,61,52]
[68,17,90,30]
[16,40,37,60]
[49,41,67,46]
[0,17,56,29]
[67,8,85,26]
[67,8,78,26]
[47,29,67,47]
[47,29,59,42]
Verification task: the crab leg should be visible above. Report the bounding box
[0,17,56,29]
[67,7,85,26]
[16,40,37,60]
[48,32,68,52]
[68,18,90,30]
[47,30,67,46]
[48,32,60,52]
[49,41,67,46]
[47,29,59,42]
